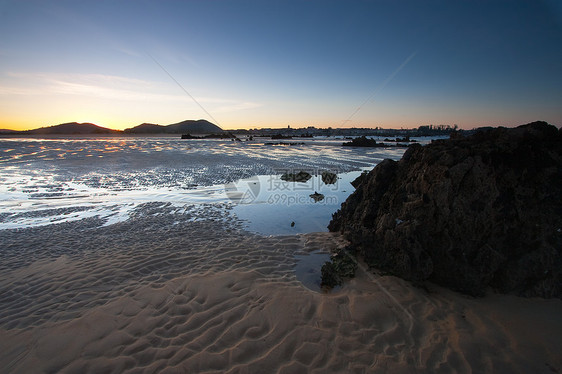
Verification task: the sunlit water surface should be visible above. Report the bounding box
[0,136,425,234]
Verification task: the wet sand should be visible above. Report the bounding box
[1,203,560,373]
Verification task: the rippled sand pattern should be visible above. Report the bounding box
[1,204,560,373]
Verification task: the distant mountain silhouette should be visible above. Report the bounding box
[25,122,120,135]
[124,119,222,134]
[123,123,166,134]
[0,119,223,136]
[0,129,21,135]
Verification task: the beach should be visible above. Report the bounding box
[1,137,561,373]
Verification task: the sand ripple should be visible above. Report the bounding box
[0,205,560,373]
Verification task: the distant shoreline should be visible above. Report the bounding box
[0,132,183,139]
[3,120,558,140]
[0,120,466,137]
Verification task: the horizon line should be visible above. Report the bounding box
[1,119,557,133]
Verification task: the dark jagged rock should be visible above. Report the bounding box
[321,249,358,289]
[321,171,338,185]
[309,192,325,202]
[280,171,312,182]
[321,262,341,288]
[181,133,200,139]
[384,136,417,143]
[271,134,293,139]
[342,136,410,148]
[351,171,369,188]
[342,136,384,147]
[329,121,562,298]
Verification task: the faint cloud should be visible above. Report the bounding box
[3,72,162,100]
[1,71,260,113]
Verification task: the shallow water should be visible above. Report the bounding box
[294,250,332,292]
[0,136,409,234]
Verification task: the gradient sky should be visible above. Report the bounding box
[1,0,561,131]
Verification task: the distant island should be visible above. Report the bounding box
[0,119,223,136]
[123,119,222,134]
[4,122,121,135]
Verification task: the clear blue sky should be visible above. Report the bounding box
[1,0,561,130]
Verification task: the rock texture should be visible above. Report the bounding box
[342,136,409,148]
[280,171,312,182]
[329,121,562,298]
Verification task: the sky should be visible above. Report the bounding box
[0,0,561,131]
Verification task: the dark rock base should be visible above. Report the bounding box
[329,121,562,298]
